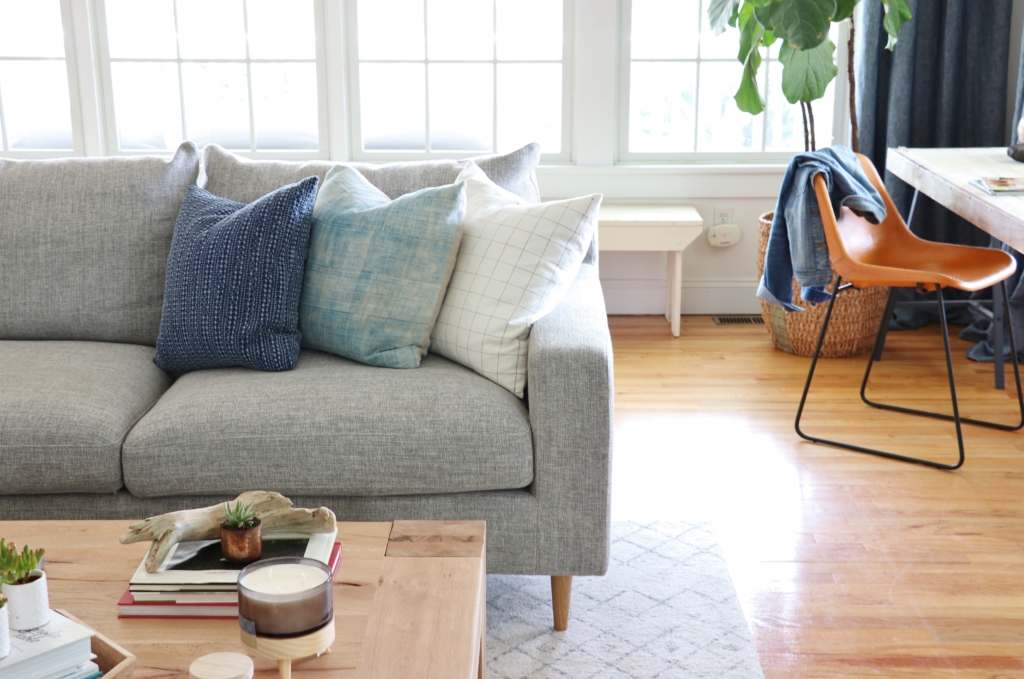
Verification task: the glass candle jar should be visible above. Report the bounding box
[237,557,333,638]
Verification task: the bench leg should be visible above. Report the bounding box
[551,575,572,631]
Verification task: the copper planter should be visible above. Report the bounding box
[221,519,262,564]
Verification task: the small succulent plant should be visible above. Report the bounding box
[0,539,45,586]
[0,594,6,608]
[223,500,259,530]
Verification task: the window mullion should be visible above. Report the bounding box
[422,0,430,153]
[242,0,257,152]
[172,1,188,143]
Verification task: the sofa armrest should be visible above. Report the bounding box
[527,262,613,575]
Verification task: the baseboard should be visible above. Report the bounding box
[600,278,761,315]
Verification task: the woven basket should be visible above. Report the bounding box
[757,212,889,358]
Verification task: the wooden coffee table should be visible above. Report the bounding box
[0,520,486,678]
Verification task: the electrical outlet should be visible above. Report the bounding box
[713,207,734,226]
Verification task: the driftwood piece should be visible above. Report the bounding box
[120,491,337,572]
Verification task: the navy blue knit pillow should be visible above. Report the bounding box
[154,178,319,373]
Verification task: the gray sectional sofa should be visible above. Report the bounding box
[0,142,613,619]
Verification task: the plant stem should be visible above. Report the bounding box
[800,101,810,152]
[848,15,859,152]
[808,100,817,151]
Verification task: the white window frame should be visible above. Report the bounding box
[90,0,332,160]
[615,0,850,165]
[342,0,574,163]
[0,0,94,159]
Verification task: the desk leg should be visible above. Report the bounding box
[666,251,682,337]
[994,280,1006,390]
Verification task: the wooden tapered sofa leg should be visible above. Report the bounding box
[551,575,573,631]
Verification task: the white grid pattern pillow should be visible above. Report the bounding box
[430,163,601,397]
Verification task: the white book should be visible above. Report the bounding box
[38,659,101,679]
[0,611,95,679]
[129,529,338,587]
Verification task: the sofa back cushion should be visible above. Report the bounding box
[0,143,200,345]
[202,143,540,204]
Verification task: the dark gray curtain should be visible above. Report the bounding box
[857,0,1013,246]
[856,0,1015,339]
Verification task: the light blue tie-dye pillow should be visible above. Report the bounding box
[299,166,466,368]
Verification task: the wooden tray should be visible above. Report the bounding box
[55,609,136,679]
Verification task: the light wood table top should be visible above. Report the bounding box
[0,520,486,679]
[886,146,1024,252]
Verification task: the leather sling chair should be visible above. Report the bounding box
[795,153,1024,470]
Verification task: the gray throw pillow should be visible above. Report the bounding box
[201,143,540,204]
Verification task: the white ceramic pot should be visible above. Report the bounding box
[4,570,50,631]
[0,604,9,659]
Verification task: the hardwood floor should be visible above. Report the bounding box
[608,315,1024,679]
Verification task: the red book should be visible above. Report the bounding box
[118,542,342,619]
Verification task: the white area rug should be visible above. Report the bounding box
[487,521,764,679]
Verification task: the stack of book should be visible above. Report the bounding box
[0,610,100,679]
[119,529,341,619]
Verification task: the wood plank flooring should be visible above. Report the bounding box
[609,315,1024,678]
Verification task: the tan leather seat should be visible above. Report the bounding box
[813,154,1016,292]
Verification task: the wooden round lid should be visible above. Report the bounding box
[189,652,254,679]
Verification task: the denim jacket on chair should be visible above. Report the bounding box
[757,146,887,311]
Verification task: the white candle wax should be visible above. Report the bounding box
[240,564,328,595]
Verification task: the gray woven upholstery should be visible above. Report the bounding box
[0,489,539,574]
[0,264,613,576]
[201,143,541,204]
[0,144,200,345]
[122,351,534,499]
[0,341,173,494]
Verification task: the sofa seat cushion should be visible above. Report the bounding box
[0,341,174,494]
[122,350,534,498]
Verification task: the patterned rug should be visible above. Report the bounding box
[487,521,764,679]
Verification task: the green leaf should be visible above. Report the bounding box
[754,0,836,50]
[762,28,778,47]
[735,19,766,114]
[779,38,838,103]
[708,0,743,35]
[833,0,859,22]
[880,0,912,50]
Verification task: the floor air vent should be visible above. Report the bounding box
[712,315,764,325]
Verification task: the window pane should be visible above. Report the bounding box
[496,0,561,60]
[0,61,73,149]
[427,0,493,61]
[628,62,696,153]
[695,62,761,152]
[429,64,492,150]
[764,62,801,152]
[252,63,318,150]
[497,63,560,153]
[248,0,316,60]
[360,63,425,150]
[357,0,424,60]
[105,0,177,59]
[698,3,738,60]
[176,0,247,59]
[111,62,183,150]
[181,63,250,149]
[631,0,698,60]
[0,0,65,58]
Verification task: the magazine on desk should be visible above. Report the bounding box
[128,528,338,589]
[970,176,1024,195]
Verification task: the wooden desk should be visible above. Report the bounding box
[598,204,704,337]
[887,147,1024,252]
[0,520,486,679]
[886,147,1021,388]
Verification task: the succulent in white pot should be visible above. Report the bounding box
[0,540,49,631]
[0,596,9,660]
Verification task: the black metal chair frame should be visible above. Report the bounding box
[795,278,1024,470]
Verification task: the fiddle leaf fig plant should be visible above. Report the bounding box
[709,0,912,150]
